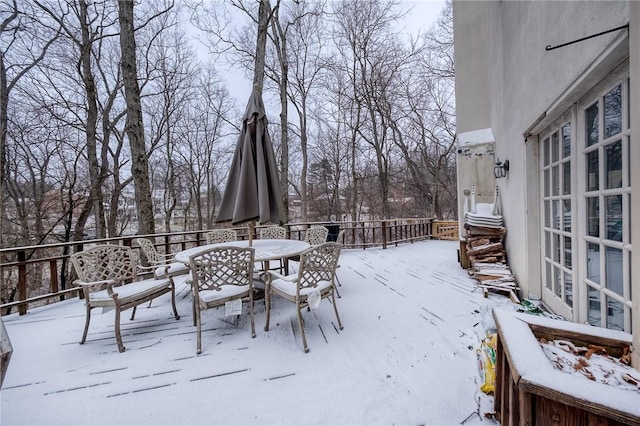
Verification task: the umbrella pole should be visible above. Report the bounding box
[248,221,255,247]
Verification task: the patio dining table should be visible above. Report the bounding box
[174,239,311,272]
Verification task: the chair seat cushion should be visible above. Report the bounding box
[155,262,189,277]
[271,275,332,297]
[89,278,171,303]
[199,285,251,303]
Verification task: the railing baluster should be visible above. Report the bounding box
[18,251,27,315]
[50,259,59,295]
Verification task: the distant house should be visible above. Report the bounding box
[452,1,638,367]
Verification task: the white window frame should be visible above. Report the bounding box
[539,61,631,332]
[540,110,576,320]
[576,63,631,332]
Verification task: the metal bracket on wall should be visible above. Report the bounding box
[545,24,629,51]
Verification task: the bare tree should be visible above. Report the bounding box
[118,0,167,235]
[0,0,60,246]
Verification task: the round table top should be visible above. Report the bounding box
[174,239,311,264]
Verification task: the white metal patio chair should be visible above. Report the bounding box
[287,226,328,274]
[70,244,180,353]
[136,238,189,280]
[305,226,329,246]
[258,225,288,273]
[205,229,238,245]
[189,246,256,354]
[263,242,343,353]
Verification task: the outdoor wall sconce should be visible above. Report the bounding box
[494,158,509,179]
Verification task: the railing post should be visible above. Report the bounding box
[163,234,171,254]
[49,259,59,295]
[17,250,27,315]
[382,221,387,249]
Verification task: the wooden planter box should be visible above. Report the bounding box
[493,309,640,426]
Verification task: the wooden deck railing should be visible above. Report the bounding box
[0,218,458,316]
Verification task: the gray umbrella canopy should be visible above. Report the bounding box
[215,89,286,226]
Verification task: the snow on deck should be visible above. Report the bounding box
[1,240,503,426]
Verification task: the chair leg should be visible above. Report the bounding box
[169,282,180,320]
[334,278,341,298]
[249,293,256,338]
[192,298,197,327]
[195,304,202,355]
[296,304,309,353]
[330,289,344,330]
[264,284,271,332]
[115,306,126,353]
[80,303,91,344]
[130,305,137,321]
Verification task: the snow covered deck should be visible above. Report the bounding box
[2,240,501,425]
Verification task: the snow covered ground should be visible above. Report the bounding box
[2,240,510,426]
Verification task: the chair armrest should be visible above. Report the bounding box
[157,252,175,261]
[137,263,170,280]
[73,278,118,295]
[265,270,296,282]
[137,264,157,274]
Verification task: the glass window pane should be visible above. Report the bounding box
[544,169,549,197]
[588,286,601,326]
[544,200,549,227]
[605,140,622,189]
[564,236,572,268]
[562,162,571,195]
[586,103,599,147]
[605,195,622,242]
[586,150,599,191]
[554,267,561,297]
[586,197,599,237]
[604,84,622,138]
[552,131,559,163]
[544,137,550,166]
[564,272,573,307]
[552,166,559,195]
[553,200,560,229]
[605,246,623,295]
[553,233,560,262]
[562,124,571,158]
[545,263,552,290]
[587,242,600,284]
[545,232,551,259]
[563,199,571,232]
[606,296,624,331]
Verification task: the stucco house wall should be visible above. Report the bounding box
[453,0,638,367]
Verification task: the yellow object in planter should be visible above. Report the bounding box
[479,333,497,394]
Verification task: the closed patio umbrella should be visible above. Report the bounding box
[215,88,286,244]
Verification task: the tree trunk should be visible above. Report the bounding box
[253,0,270,90]
[118,0,155,236]
[79,0,106,238]
[270,7,290,222]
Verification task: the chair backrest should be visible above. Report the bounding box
[296,242,341,290]
[304,226,328,246]
[205,229,238,245]
[136,238,162,265]
[71,245,137,284]
[259,225,287,240]
[189,246,255,293]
